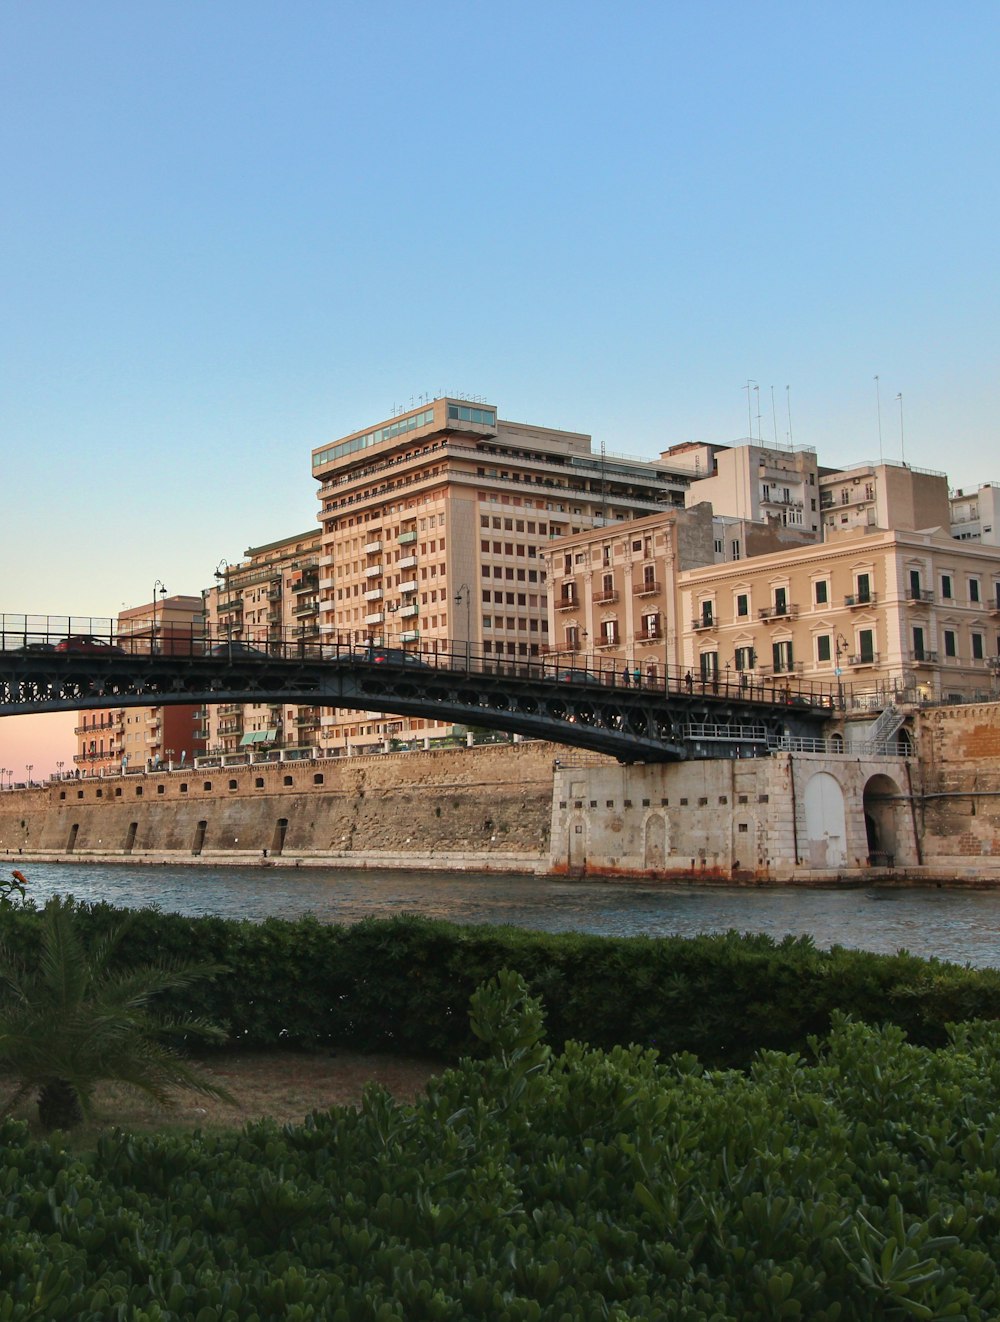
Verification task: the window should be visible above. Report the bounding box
[913,625,925,660]
[772,640,794,673]
[731,540,741,560]
[941,574,953,599]
[736,592,749,618]
[700,601,714,626]
[773,586,788,615]
[814,580,828,605]
[858,629,875,663]
[944,629,957,658]
[700,651,719,680]
[970,578,981,603]
[816,635,832,663]
[601,619,618,645]
[642,612,660,638]
[856,572,871,603]
[909,569,922,600]
[972,633,985,660]
[734,645,756,671]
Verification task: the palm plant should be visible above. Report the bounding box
[0,897,234,1130]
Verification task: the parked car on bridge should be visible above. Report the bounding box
[55,636,126,655]
[207,642,268,658]
[361,646,432,668]
[555,668,604,685]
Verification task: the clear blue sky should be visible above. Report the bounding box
[2,1,998,772]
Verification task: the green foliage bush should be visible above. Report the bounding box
[1,903,999,1065]
[2,972,1000,1316]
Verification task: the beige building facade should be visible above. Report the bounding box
[818,461,950,536]
[678,526,1000,705]
[311,397,692,752]
[201,530,321,754]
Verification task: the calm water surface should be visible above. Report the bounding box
[10,861,1000,968]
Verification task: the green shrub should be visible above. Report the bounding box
[2,975,1000,1315]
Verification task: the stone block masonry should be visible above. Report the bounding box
[0,742,564,871]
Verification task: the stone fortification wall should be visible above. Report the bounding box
[550,751,919,882]
[0,742,561,871]
[914,702,1000,870]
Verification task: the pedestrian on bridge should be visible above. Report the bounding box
[621,665,631,687]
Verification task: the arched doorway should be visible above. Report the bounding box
[803,772,847,869]
[644,813,666,870]
[568,815,587,874]
[863,774,904,866]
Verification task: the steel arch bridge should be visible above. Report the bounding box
[0,638,834,764]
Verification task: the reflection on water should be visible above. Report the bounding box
[10,861,1000,968]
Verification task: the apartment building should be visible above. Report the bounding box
[311,396,691,752]
[665,440,821,538]
[678,525,1000,704]
[819,461,950,536]
[74,595,205,774]
[951,483,1000,545]
[201,530,321,753]
[540,505,713,679]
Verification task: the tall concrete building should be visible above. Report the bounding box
[311,396,691,753]
[201,529,321,754]
[74,595,205,775]
[951,482,1000,544]
[818,461,950,536]
[666,440,821,539]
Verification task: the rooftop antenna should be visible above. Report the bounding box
[785,385,794,447]
[753,384,762,442]
[599,439,608,525]
[743,379,757,442]
[895,392,906,465]
[770,386,779,446]
[874,375,884,464]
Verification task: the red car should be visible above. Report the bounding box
[55,635,126,655]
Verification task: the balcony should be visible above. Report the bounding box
[365,565,383,579]
[634,579,661,596]
[758,603,798,621]
[293,599,319,616]
[556,593,579,611]
[363,587,383,602]
[400,629,420,643]
[593,590,619,606]
[848,652,879,667]
[911,651,939,666]
[365,611,385,626]
[398,530,418,545]
[907,588,934,604]
[635,628,662,643]
[399,603,419,619]
[594,635,621,650]
[691,616,715,631]
[844,593,877,608]
[364,540,383,554]
[398,579,419,594]
[988,599,1000,617]
[398,554,418,570]
[292,575,319,594]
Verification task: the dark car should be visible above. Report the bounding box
[364,646,431,668]
[208,641,267,658]
[9,642,56,654]
[555,668,603,685]
[55,636,126,655]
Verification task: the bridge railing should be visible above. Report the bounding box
[0,613,837,711]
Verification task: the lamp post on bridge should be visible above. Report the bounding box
[454,583,472,669]
[152,580,168,654]
[834,633,849,712]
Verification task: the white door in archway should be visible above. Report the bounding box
[803,771,847,869]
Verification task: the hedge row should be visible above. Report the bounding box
[3,974,1000,1318]
[2,902,998,1066]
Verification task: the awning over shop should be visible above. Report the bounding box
[239,730,279,746]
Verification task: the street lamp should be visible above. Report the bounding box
[454,583,472,669]
[152,579,168,654]
[834,633,849,711]
[25,764,33,788]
